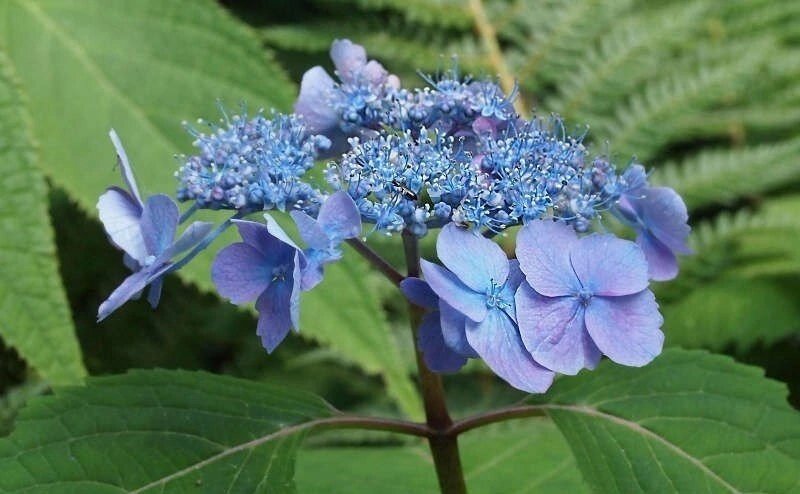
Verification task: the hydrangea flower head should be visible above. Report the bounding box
[95,38,689,394]
[97,130,212,321]
[212,217,303,352]
[515,220,664,374]
[615,165,691,281]
[420,223,554,392]
[290,191,362,290]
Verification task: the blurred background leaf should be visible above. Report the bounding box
[0,51,84,388]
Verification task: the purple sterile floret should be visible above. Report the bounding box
[97,130,212,321]
[420,223,554,393]
[212,217,303,353]
[401,277,470,372]
[616,165,691,281]
[290,191,362,290]
[515,220,664,375]
[295,39,400,155]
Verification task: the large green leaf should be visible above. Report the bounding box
[0,370,335,493]
[300,246,422,419]
[0,51,85,385]
[297,420,587,493]
[0,0,420,417]
[530,349,800,493]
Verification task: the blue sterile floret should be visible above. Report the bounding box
[176,111,329,213]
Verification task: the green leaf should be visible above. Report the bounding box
[0,380,48,437]
[297,420,587,493]
[530,349,800,493]
[0,370,335,493]
[663,278,800,351]
[300,247,423,420]
[0,0,420,416]
[0,50,85,385]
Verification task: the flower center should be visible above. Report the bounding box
[576,287,593,306]
[485,280,509,310]
[272,265,289,282]
[143,255,157,268]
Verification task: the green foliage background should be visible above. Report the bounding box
[0,0,798,491]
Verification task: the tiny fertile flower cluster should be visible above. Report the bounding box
[96,39,690,393]
[176,112,330,212]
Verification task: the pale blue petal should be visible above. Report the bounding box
[637,230,679,281]
[159,221,213,261]
[211,243,271,304]
[515,283,600,375]
[97,263,170,322]
[290,253,302,329]
[330,39,367,82]
[256,279,295,353]
[440,301,478,357]
[140,194,179,256]
[437,223,509,292]
[420,259,487,322]
[362,60,393,86]
[637,187,692,254]
[499,260,524,322]
[317,191,361,243]
[147,277,164,308]
[516,220,580,297]
[400,277,438,310]
[418,312,467,373]
[263,214,304,252]
[294,66,338,134]
[98,270,149,322]
[585,291,664,367]
[570,234,649,296]
[290,210,329,250]
[108,129,142,204]
[97,187,147,264]
[465,310,555,393]
[300,258,324,291]
[621,164,648,196]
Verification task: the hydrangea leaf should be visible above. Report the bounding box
[300,246,423,420]
[0,51,85,385]
[0,369,335,493]
[297,420,587,493]
[0,0,420,418]
[529,348,800,493]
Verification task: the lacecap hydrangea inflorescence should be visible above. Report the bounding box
[95,39,690,393]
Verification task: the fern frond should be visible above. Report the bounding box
[507,0,635,94]
[316,0,474,29]
[546,1,712,118]
[663,277,800,351]
[717,0,800,42]
[590,40,776,160]
[690,198,800,255]
[652,138,800,210]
